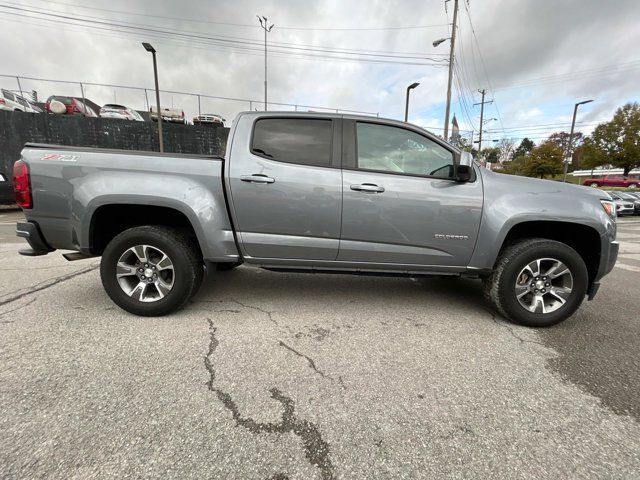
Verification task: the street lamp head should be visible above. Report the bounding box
[577,99,594,106]
[408,82,420,90]
[268,24,275,31]
[142,42,155,53]
[432,38,449,48]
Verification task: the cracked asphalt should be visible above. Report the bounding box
[1,209,639,479]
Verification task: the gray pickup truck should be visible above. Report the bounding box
[13,112,618,326]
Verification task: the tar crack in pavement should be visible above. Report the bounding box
[204,318,336,480]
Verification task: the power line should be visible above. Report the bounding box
[462,1,506,136]
[491,61,640,91]
[11,0,450,31]
[0,4,448,63]
[0,6,448,67]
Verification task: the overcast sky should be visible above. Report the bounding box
[2,0,639,144]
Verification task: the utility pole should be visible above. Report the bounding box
[257,16,274,111]
[563,99,594,182]
[473,89,493,156]
[443,0,458,141]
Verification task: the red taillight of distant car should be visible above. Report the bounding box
[0,98,5,105]
[13,160,32,209]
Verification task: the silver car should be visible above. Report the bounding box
[608,192,635,215]
[99,104,145,121]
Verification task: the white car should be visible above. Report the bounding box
[608,192,635,216]
[193,114,225,126]
[100,104,145,121]
[150,105,187,124]
[0,89,41,113]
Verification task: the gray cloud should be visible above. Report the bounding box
[2,0,638,138]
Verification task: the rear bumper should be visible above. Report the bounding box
[16,221,55,256]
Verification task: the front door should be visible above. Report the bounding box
[227,115,342,260]
[338,120,483,267]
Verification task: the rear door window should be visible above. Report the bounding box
[252,118,333,167]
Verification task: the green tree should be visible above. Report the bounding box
[522,141,564,179]
[481,147,500,162]
[501,155,527,175]
[513,138,535,158]
[547,131,583,153]
[547,131,584,170]
[582,102,640,176]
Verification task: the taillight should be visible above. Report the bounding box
[0,98,5,105]
[13,160,32,209]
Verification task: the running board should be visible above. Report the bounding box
[63,252,97,261]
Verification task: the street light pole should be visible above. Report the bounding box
[563,99,593,182]
[257,16,274,111]
[404,82,420,122]
[143,42,163,153]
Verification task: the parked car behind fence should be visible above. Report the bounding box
[150,106,186,124]
[100,104,145,121]
[193,114,225,126]
[1,89,41,113]
[45,96,98,117]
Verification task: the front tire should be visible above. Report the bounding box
[483,238,588,327]
[100,226,203,316]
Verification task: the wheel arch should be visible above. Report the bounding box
[496,220,601,285]
[87,202,205,258]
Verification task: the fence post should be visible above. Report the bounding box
[295,105,298,111]
[79,82,88,116]
[144,89,149,111]
[249,100,253,111]
[197,94,201,117]
[16,77,24,98]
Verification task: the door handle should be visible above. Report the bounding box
[350,183,385,193]
[240,174,275,184]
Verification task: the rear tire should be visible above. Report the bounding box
[100,226,203,316]
[483,238,588,327]
[589,183,599,188]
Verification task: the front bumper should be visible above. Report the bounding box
[16,221,55,256]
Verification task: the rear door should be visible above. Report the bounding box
[338,119,483,267]
[227,115,342,260]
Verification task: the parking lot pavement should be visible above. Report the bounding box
[1,219,639,479]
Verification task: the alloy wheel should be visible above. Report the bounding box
[514,258,574,314]
[115,244,175,302]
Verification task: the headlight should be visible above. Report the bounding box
[601,200,616,218]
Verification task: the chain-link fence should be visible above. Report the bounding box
[0,74,379,123]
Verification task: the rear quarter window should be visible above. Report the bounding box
[251,118,333,167]
[2,89,15,102]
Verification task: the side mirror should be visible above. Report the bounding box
[456,164,472,182]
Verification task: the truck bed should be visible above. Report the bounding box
[19,143,237,262]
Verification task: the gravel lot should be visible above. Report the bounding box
[1,209,639,479]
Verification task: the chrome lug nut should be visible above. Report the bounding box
[545,283,550,287]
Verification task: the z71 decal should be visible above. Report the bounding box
[41,153,79,162]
